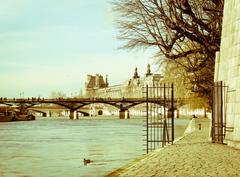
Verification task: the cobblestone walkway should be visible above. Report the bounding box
[106,118,240,177]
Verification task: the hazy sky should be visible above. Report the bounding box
[0,0,156,98]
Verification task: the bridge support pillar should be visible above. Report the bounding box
[176,109,180,118]
[167,109,179,118]
[69,110,74,119]
[119,109,130,119]
[167,109,173,118]
[48,111,52,117]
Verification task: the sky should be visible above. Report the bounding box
[0,0,157,98]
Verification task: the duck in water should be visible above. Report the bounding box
[83,158,91,165]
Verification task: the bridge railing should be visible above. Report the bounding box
[0,97,178,103]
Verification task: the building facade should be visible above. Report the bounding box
[85,64,163,98]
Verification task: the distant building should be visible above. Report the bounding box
[85,74,109,89]
[85,64,163,98]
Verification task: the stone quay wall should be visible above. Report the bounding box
[215,0,240,148]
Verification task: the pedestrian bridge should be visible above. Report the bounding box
[0,97,183,119]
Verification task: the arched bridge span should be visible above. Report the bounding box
[0,98,183,119]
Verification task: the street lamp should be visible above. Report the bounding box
[19,92,25,98]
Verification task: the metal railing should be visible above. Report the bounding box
[212,81,228,143]
[144,84,174,153]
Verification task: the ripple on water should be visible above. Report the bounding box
[0,117,189,177]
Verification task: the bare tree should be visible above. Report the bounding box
[163,60,211,110]
[50,91,66,99]
[113,0,223,105]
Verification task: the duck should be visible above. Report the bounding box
[83,158,91,165]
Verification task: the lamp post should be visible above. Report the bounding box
[19,92,24,98]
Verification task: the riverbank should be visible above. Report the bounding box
[106,118,240,177]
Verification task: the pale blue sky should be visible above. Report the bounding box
[0,0,155,98]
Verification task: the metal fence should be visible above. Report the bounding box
[143,84,174,153]
[212,81,228,143]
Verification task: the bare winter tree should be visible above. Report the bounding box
[113,0,224,106]
[163,60,212,110]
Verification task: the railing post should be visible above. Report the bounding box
[146,85,149,154]
[171,83,174,143]
[212,83,215,142]
[220,81,223,143]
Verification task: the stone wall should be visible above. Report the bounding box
[215,0,240,148]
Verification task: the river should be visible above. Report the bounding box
[0,116,190,177]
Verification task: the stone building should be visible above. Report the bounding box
[214,0,240,148]
[85,74,109,97]
[85,64,163,98]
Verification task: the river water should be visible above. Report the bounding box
[0,116,189,177]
